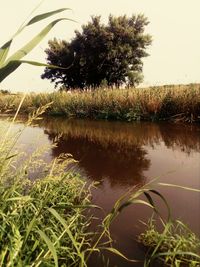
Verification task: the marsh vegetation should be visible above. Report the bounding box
[0,84,199,123]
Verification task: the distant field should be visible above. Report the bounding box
[0,83,200,123]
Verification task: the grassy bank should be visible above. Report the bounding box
[0,84,200,123]
[0,119,94,266]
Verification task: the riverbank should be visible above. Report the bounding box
[0,84,200,123]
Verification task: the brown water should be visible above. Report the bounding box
[1,117,200,266]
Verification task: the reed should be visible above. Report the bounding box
[0,83,199,122]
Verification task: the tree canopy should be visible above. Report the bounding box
[41,14,152,89]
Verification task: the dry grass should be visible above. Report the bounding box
[0,83,200,122]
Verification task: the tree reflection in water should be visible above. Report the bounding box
[40,118,200,188]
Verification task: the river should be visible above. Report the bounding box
[1,117,200,266]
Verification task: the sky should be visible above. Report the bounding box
[0,0,200,92]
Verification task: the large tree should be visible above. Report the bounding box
[41,14,152,89]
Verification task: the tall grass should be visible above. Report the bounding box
[0,111,96,266]
[0,84,200,122]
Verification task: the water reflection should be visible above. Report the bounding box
[40,118,200,153]
[159,123,200,154]
[38,118,200,188]
[45,131,149,187]
[41,118,163,148]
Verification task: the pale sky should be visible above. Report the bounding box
[1,0,200,92]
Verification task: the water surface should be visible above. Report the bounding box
[1,117,200,266]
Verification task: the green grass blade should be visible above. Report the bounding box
[152,251,200,261]
[14,8,73,39]
[48,208,80,254]
[0,40,12,66]
[0,59,69,82]
[144,192,155,208]
[0,8,70,67]
[149,189,171,221]
[27,8,71,26]
[0,247,8,266]
[6,196,31,202]
[0,18,72,82]
[0,61,21,83]
[18,59,69,69]
[103,247,139,263]
[5,18,73,62]
[118,199,153,213]
[23,216,38,246]
[37,230,58,267]
[159,183,200,193]
[5,153,18,160]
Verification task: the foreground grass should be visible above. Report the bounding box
[139,219,200,267]
[0,84,200,123]
[0,118,95,266]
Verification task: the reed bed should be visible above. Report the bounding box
[0,83,200,122]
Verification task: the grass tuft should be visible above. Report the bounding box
[139,219,200,267]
